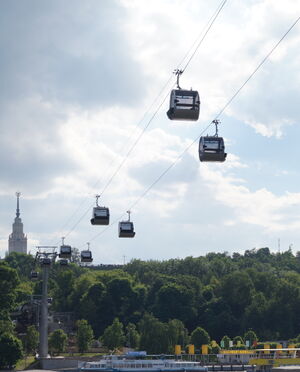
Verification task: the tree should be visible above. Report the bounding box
[77,319,94,353]
[0,262,20,318]
[211,340,221,354]
[190,327,210,348]
[52,270,75,312]
[0,320,14,335]
[102,318,125,349]
[49,329,68,355]
[167,319,188,348]
[24,325,39,355]
[139,313,169,354]
[153,283,196,323]
[70,247,81,264]
[5,252,35,281]
[221,272,254,317]
[244,330,258,346]
[233,335,244,345]
[221,335,231,349]
[125,323,140,349]
[0,333,23,369]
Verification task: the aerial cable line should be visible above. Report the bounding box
[181,0,227,73]
[53,0,228,242]
[82,14,300,245]
[96,0,228,198]
[50,55,175,244]
[54,82,173,243]
[214,15,300,119]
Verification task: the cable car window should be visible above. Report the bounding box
[204,140,220,149]
[95,209,108,217]
[121,223,132,230]
[176,95,194,106]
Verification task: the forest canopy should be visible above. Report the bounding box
[4,248,300,342]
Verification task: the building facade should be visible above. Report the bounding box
[8,192,27,254]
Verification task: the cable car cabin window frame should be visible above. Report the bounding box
[94,208,109,217]
[167,89,200,121]
[91,206,110,225]
[30,271,38,280]
[59,245,72,258]
[120,222,133,231]
[199,136,227,162]
[119,221,135,238]
[41,258,51,266]
[81,250,93,263]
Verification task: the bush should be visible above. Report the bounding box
[77,319,94,353]
[49,329,68,355]
[190,327,210,348]
[0,332,23,369]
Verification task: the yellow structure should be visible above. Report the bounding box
[188,344,195,355]
[248,348,300,367]
[276,344,282,354]
[201,345,208,355]
[264,344,270,354]
[220,350,253,354]
[288,344,296,354]
[249,358,300,366]
[175,345,181,355]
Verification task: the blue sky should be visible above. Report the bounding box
[1,0,300,263]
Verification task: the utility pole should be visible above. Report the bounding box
[35,246,57,359]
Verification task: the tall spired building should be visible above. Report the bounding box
[8,192,27,254]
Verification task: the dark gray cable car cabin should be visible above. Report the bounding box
[59,245,72,258]
[199,136,227,162]
[30,271,38,280]
[167,89,200,121]
[91,206,110,225]
[119,221,135,238]
[81,250,93,263]
[41,257,51,266]
[59,259,69,266]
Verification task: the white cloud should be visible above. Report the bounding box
[1,0,300,261]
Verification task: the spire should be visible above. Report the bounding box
[16,192,21,218]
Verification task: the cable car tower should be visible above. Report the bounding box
[34,246,58,359]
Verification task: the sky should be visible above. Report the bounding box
[1,0,300,264]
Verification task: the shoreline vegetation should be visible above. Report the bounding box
[2,248,300,368]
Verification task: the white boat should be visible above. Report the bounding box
[79,352,207,372]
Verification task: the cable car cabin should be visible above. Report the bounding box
[81,250,93,263]
[41,257,51,266]
[167,89,200,121]
[91,207,110,225]
[59,259,69,266]
[59,245,72,258]
[199,136,227,162]
[119,221,135,238]
[30,271,38,280]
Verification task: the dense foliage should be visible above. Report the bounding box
[0,332,23,368]
[49,329,68,355]
[3,248,300,353]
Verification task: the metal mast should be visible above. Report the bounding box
[35,246,57,359]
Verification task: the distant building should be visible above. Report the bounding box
[8,192,27,254]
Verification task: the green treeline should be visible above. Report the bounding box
[3,247,300,347]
